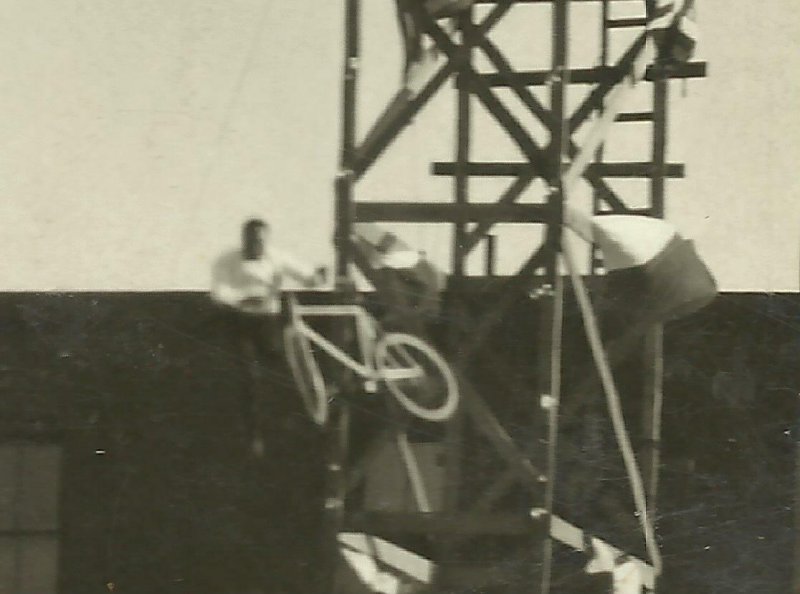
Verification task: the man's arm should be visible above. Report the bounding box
[277,251,324,288]
[210,255,239,307]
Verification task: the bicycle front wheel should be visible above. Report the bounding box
[283,325,328,426]
[374,333,459,422]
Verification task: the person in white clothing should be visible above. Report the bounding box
[211,219,321,315]
[562,204,717,329]
[210,218,324,456]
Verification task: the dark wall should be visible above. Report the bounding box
[0,292,795,594]
[0,293,324,594]
[660,293,798,594]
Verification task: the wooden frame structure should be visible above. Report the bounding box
[325,1,706,592]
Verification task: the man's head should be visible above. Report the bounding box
[242,218,270,260]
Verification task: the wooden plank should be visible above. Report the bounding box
[617,111,654,122]
[606,17,648,28]
[433,161,684,178]
[478,61,707,87]
[353,201,549,223]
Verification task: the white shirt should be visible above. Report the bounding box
[564,205,677,272]
[210,247,313,314]
[591,215,677,271]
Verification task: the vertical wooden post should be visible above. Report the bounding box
[320,405,351,593]
[485,234,496,277]
[591,0,610,274]
[641,326,664,514]
[536,2,568,592]
[645,75,668,495]
[440,6,473,583]
[639,56,669,594]
[325,3,359,591]
[335,0,360,281]
[796,256,800,594]
[795,404,800,594]
[453,7,472,279]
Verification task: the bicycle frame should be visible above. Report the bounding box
[286,295,380,382]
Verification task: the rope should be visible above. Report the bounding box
[561,240,663,576]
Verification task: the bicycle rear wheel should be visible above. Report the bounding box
[283,325,328,425]
[374,333,459,422]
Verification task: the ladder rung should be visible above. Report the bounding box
[606,17,648,29]
[616,112,655,123]
[596,207,654,216]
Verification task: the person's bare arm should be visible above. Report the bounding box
[279,252,325,288]
[210,257,239,307]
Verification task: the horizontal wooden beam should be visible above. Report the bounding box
[433,161,684,178]
[343,511,543,535]
[475,61,706,87]
[353,201,549,223]
[606,17,648,28]
[596,207,654,216]
[596,162,685,178]
[616,111,654,123]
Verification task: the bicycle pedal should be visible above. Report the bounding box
[363,380,378,393]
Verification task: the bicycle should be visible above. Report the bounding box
[282,293,459,426]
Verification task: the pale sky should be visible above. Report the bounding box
[1,1,798,291]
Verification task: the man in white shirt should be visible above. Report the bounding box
[210,218,323,456]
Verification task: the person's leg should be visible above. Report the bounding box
[244,314,286,457]
[227,312,263,452]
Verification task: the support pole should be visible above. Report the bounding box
[320,405,351,593]
[453,7,472,278]
[441,6,474,578]
[335,0,360,281]
[591,0,610,273]
[641,62,670,573]
[325,4,358,591]
[536,2,568,592]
